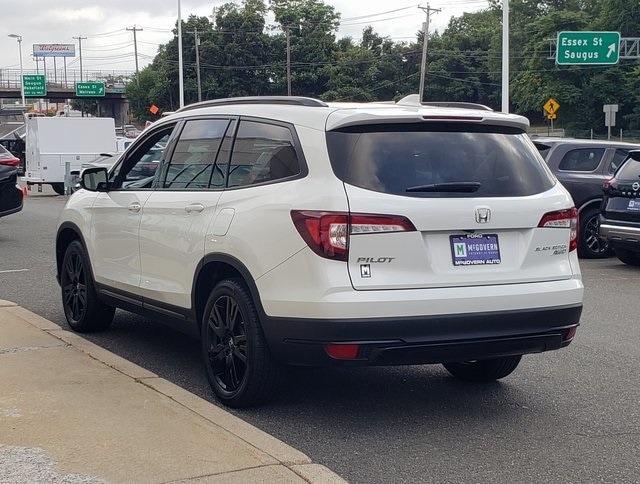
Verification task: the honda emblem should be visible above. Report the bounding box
[475,207,491,224]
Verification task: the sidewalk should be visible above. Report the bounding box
[0,300,346,484]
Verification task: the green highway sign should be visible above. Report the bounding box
[556,31,620,65]
[22,75,46,96]
[75,81,105,97]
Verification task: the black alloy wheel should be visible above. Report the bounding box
[578,207,610,259]
[60,240,114,332]
[201,279,279,408]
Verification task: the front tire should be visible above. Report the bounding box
[443,355,522,382]
[614,247,640,266]
[52,183,65,195]
[60,240,114,332]
[201,278,280,408]
[578,207,610,258]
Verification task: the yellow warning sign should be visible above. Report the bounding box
[543,98,560,115]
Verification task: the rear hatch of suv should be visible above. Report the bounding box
[325,113,578,290]
[601,153,640,229]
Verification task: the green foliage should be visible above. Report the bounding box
[123,0,640,134]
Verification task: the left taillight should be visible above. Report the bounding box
[538,207,578,252]
[291,210,416,261]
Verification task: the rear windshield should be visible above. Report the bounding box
[327,123,555,198]
[616,157,640,179]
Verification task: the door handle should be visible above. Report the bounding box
[185,203,205,213]
[127,202,141,213]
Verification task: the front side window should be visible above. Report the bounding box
[558,148,604,172]
[159,119,230,189]
[326,123,555,198]
[228,121,300,187]
[110,126,175,190]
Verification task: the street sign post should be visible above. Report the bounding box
[603,104,619,140]
[543,98,560,116]
[543,98,560,133]
[556,31,620,65]
[22,75,46,97]
[75,81,105,97]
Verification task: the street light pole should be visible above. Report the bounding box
[8,34,25,106]
[178,0,184,108]
[501,0,510,113]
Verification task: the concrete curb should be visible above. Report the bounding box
[1,301,347,483]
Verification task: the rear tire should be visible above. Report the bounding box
[443,355,522,382]
[60,240,114,332]
[614,247,640,266]
[52,183,65,195]
[201,278,280,408]
[578,207,610,258]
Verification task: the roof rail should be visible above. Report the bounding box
[176,96,329,113]
[396,94,493,111]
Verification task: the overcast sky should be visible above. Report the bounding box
[1,0,489,76]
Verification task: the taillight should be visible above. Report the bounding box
[291,211,416,261]
[0,157,20,167]
[538,208,578,252]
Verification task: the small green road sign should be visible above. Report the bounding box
[556,31,620,65]
[75,81,105,97]
[22,75,46,96]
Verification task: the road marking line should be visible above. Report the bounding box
[0,269,30,274]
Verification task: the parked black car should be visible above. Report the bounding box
[599,150,640,266]
[0,165,23,218]
[533,137,640,258]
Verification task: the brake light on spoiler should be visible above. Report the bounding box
[538,208,578,252]
[291,211,416,261]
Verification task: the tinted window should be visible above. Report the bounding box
[616,158,640,179]
[160,119,230,189]
[609,149,630,174]
[533,142,552,160]
[558,148,604,171]
[326,123,555,198]
[228,121,300,187]
[110,126,175,190]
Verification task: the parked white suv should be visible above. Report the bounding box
[56,96,583,407]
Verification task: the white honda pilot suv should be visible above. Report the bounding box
[56,96,583,407]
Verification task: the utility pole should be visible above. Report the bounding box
[418,4,440,103]
[126,25,143,78]
[285,26,292,96]
[188,27,202,102]
[73,36,86,82]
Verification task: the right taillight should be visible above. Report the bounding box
[538,208,578,252]
[291,210,416,261]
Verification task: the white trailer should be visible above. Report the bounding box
[24,116,117,194]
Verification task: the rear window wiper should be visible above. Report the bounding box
[406,182,481,193]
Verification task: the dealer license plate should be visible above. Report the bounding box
[627,199,640,211]
[450,234,501,266]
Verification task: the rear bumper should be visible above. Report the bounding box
[0,186,23,218]
[261,304,582,366]
[600,221,640,246]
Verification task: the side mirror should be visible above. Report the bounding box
[628,150,640,162]
[80,167,109,192]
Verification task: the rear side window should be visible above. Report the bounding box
[326,123,555,198]
[161,119,230,189]
[228,121,301,187]
[609,149,630,174]
[558,148,604,172]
